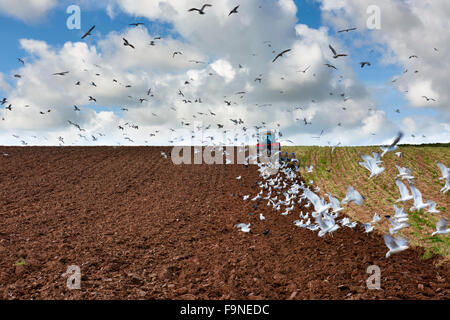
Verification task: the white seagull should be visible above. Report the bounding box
[341,186,364,206]
[235,223,251,233]
[431,218,449,236]
[409,184,430,211]
[384,234,409,258]
[395,179,413,202]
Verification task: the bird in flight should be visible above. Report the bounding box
[53,71,70,76]
[173,51,182,58]
[123,38,135,49]
[88,96,97,102]
[298,65,310,73]
[324,63,337,70]
[18,58,25,65]
[422,96,436,102]
[360,61,371,68]
[272,49,291,62]
[129,22,145,27]
[229,5,239,16]
[188,4,212,15]
[338,27,357,33]
[329,44,347,58]
[81,25,95,39]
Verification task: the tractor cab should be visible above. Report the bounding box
[256,131,281,158]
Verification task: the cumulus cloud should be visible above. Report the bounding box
[0,0,429,146]
[0,0,56,21]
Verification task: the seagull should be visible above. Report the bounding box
[358,154,385,178]
[384,234,409,258]
[123,38,135,49]
[235,223,250,233]
[304,189,332,216]
[81,25,95,39]
[316,214,340,237]
[372,212,381,223]
[188,4,212,15]
[431,218,449,236]
[380,132,403,157]
[395,165,414,180]
[426,200,439,214]
[409,184,430,211]
[272,49,291,63]
[161,152,168,159]
[341,186,364,206]
[173,51,183,58]
[129,22,145,27]
[340,217,357,228]
[326,193,344,213]
[362,223,374,233]
[324,63,337,70]
[329,44,347,58]
[228,5,239,16]
[259,213,265,221]
[88,96,97,102]
[436,162,449,181]
[441,175,450,194]
[298,65,310,73]
[53,71,70,76]
[338,27,357,33]
[360,61,371,68]
[395,152,402,158]
[18,58,25,65]
[395,179,413,202]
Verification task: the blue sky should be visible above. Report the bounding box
[0,0,447,146]
[0,0,404,116]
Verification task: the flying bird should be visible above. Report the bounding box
[432,218,449,236]
[384,234,409,258]
[360,61,371,68]
[123,38,135,49]
[229,5,239,16]
[272,49,291,63]
[53,71,70,76]
[81,25,95,39]
[338,27,357,33]
[188,4,212,15]
[329,44,347,58]
[129,22,145,27]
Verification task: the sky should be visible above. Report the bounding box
[0,0,448,146]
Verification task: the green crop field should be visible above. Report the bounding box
[283,144,450,261]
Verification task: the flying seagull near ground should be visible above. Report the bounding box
[229,5,239,16]
[381,131,403,157]
[188,4,212,15]
[123,38,135,49]
[329,44,347,58]
[342,186,364,206]
[384,234,409,258]
[272,49,291,63]
[432,218,449,236]
[81,25,95,39]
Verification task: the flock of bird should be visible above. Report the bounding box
[0,3,441,147]
[233,132,448,258]
[2,2,449,255]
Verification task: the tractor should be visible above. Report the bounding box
[256,130,299,170]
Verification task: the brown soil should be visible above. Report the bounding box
[0,146,448,300]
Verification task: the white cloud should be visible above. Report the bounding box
[0,0,415,146]
[0,0,56,21]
